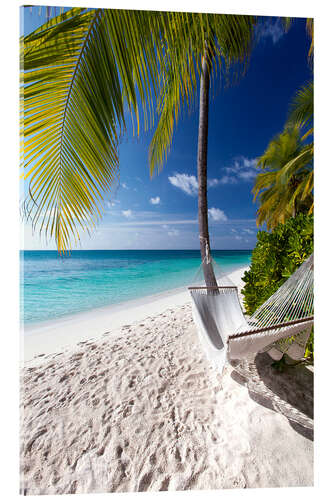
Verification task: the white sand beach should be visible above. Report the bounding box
[20,266,313,494]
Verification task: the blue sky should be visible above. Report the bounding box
[22,7,312,250]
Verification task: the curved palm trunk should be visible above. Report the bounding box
[197,52,218,288]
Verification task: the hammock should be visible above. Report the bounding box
[189,254,314,370]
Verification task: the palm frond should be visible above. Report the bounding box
[257,126,303,171]
[276,143,313,185]
[281,17,313,66]
[21,8,166,253]
[254,125,313,229]
[149,13,200,174]
[306,18,314,63]
[282,17,293,31]
[287,81,313,136]
[149,13,256,175]
[22,10,257,250]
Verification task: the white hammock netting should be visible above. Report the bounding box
[191,256,238,288]
[189,254,313,370]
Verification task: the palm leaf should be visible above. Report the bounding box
[21,8,166,253]
[276,143,313,186]
[254,125,313,229]
[149,13,255,175]
[306,18,314,63]
[287,82,313,137]
[22,10,256,251]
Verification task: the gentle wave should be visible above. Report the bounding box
[20,250,252,325]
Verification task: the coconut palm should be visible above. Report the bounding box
[148,22,256,286]
[254,78,313,230]
[253,20,314,230]
[253,123,313,229]
[21,7,256,288]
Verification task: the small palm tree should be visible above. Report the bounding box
[21,8,256,288]
[253,126,313,229]
[254,80,313,230]
[254,18,314,230]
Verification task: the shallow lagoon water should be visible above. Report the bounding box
[21,250,251,325]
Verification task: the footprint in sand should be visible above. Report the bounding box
[138,471,153,492]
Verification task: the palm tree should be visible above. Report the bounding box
[21,8,256,286]
[147,20,256,287]
[253,126,313,229]
[253,76,313,230]
[197,48,216,286]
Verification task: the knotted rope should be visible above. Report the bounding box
[199,235,211,264]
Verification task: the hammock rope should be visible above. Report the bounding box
[189,254,314,369]
[191,243,236,288]
[239,255,313,334]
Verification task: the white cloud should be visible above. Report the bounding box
[238,170,257,181]
[168,157,258,191]
[207,178,220,188]
[243,158,258,169]
[231,228,237,233]
[122,209,133,218]
[208,157,258,186]
[167,229,180,237]
[106,199,120,209]
[208,207,228,222]
[243,228,255,234]
[220,175,238,185]
[121,182,129,189]
[23,215,257,250]
[169,171,244,194]
[104,216,255,228]
[221,156,258,184]
[150,196,161,205]
[114,218,197,226]
[257,19,286,45]
[235,235,242,241]
[168,173,198,196]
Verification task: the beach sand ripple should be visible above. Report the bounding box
[20,302,313,494]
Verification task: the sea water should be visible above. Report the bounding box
[20,250,252,325]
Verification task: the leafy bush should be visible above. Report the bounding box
[241,214,314,360]
[304,329,314,362]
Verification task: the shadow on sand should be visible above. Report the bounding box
[230,352,314,441]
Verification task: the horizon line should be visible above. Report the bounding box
[21,248,254,252]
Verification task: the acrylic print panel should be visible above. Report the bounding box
[20,3,314,495]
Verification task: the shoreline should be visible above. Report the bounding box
[23,265,249,363]
[20,261,313,494]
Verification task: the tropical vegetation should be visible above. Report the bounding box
[253,82,313,230]
[246,19,314,363]
[241,214,314,360]
[253,16,313,231]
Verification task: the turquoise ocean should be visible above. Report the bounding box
[21,250,252,325]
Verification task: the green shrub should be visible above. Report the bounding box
[241,214,314,360]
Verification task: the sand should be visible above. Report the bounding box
[20,267,313,494]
